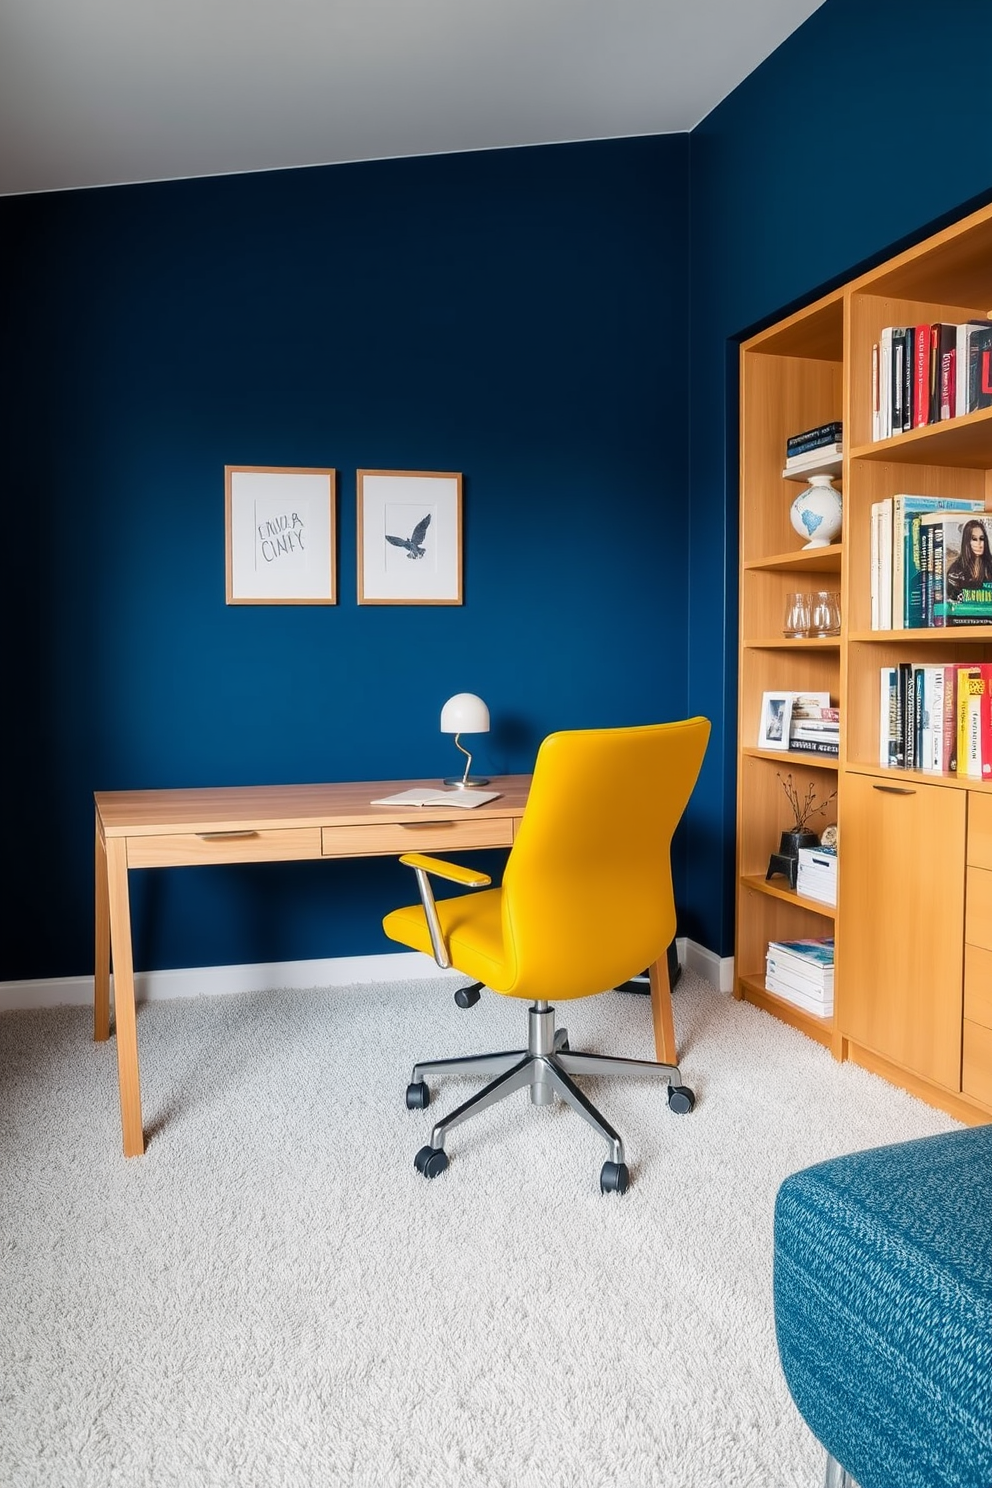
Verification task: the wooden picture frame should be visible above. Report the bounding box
[225,466,336,605]
[357,470,462,605]
[759,692,793,751]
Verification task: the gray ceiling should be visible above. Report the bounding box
[0,0,825,197]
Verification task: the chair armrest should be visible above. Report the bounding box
[397,854,492,968]
[398,853,492,888]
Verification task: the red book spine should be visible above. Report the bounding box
[913,324,930,427]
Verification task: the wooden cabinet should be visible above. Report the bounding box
[737,200,992,1122]
[839,773,965,1089]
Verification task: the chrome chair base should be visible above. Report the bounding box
[407,998,692,1190]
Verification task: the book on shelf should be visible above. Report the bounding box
[956,664,992,781]
[783,443,843,477]
[956,322,989,416]
[879,666,899,767]
[788,737,839,756]
[766,937,834,995]
[968,325,992,412]
[918,511,992,627]
[928,323,957,424]
[786,421,842,457]
[763,972,834,1017]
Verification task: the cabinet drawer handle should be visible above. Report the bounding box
[872,785,915,795]
[399,821,455,829]
[196,830,259,840]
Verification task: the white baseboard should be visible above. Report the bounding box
[0,941,731,1014]
[681,939,735,993]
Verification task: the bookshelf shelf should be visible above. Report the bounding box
[736,974,834,1049]
[736,198,992,1124]
[739,873,836,918]
[743,544,843,575]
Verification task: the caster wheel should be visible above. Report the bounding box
[406,1081,430,1110]
[668,1084,695,1115]
[554,1031,570,1052]
[600,1161,630,1195]
[454,983,482,1009]
[414,1145,449,1179]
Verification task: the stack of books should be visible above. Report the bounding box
[765,937,834,1017]
[796,845,837,906]
[789,703,839,757]
[783,421,843,477]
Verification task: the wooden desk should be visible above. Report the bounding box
[94,775,679,1156]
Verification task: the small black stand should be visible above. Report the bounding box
[766,829,819,892]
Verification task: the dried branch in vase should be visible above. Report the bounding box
[776,772,837,834]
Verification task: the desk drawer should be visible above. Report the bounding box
[321,818,514,857]
[126,827,322,868]
[963,1020,992,1105]
[965,945,992,1030]
[965,866,992,952]
[969,792,992,869]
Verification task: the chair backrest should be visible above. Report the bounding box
[497,718,710,1001]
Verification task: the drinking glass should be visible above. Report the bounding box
[810,590,841,637]
[783,592,810,638]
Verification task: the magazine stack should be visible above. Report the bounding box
[764,937,834,1018]
[796,845,837,906]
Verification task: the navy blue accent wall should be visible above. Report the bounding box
[687,0,992,956]
[5,0,992,984]
[1,136,692,980]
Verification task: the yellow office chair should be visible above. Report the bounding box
[382,718,710,1193]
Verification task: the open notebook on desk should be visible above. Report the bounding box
[370,788,501,809]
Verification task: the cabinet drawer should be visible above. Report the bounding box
[126,827,322,867]
[965,944,992,1029]
[969,792,992,869]
[962,1019,992,1105]
[965,866,992,952]
[321,818,514,857]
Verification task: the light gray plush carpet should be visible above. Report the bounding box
[0,971,960,1488]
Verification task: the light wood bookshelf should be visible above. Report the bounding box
[736,200,992,1123]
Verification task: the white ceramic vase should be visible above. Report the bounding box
[790,474,843,549]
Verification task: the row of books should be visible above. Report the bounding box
[879,661,992,779]
[764,937,834,1017]
[870,494,989,630]
[871,321,992,442]
[784,421,842,477]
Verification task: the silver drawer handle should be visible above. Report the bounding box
[872,785,915,795]
[399,820,458,829]
[196,830,259,840]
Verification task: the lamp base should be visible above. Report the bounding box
[442,775,490,788]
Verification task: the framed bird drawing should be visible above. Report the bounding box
[357,470,463,605]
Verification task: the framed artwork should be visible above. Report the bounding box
[357,470,462,605]
[225,466,336,605]
[759,692,793,750]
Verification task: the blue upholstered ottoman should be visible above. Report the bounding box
[773,1125,992,1488]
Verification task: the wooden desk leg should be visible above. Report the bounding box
[105,836,145,1157]
[649,954,678,1067]
[94,813,111,1042]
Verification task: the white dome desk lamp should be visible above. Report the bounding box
[440,693,490,787]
